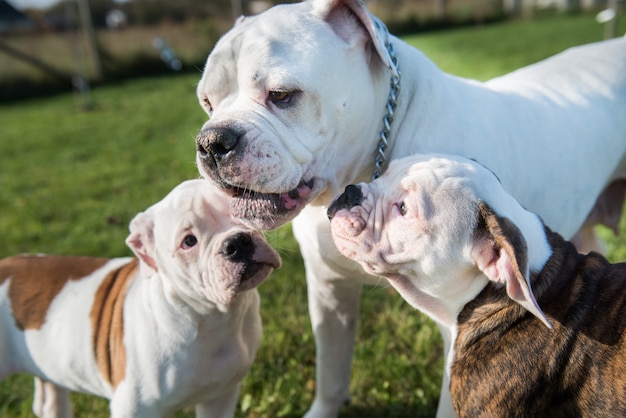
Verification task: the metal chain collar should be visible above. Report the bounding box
[372,41,401,180]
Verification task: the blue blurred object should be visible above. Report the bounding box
[152,37,182,71]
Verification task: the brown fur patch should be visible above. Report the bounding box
[90,259,138,389]
[452,229,626,417]
[0,255,110,330]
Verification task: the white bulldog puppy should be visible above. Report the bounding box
[328,154,626,417]
[0,179,281,418]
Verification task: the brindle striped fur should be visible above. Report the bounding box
[451,228,626,417]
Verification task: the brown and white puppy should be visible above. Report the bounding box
[0,179,281,418]
[328,154,626,417]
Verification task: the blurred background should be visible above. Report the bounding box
[0,0,622,102]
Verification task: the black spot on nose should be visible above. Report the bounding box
[221,232,254,262]
[327,184,363,220]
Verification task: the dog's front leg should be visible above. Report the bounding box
[305,275,363,418]
[33,378,72,418]
[436,324,456,418]
[294,206,367,417]
[195,386,240,418]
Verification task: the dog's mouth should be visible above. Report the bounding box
[222,179,315,230]
[235,240,281,292]
[208,233,281,308]
[237,261,276,292]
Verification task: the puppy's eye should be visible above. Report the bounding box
[398,202,408,216]
[268,90,290,103]
[201,96,213,114]
[182,235,198,249]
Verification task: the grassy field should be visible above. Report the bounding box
[1,12,626,418]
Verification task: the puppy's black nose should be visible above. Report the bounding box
[196,127,241,162]
[221,232,254,262]
[327,184,363,220]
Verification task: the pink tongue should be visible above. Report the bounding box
[281,183,313,210]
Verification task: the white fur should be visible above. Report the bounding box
[195,1,626,416]
[0,180,280,418]
[328,153,553,370]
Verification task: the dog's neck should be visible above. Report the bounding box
[393,208,554,332]
[455,228,577,345]
[131,270,257,343]
[530,227,588,305]
[368,35,448,178]
[371,40,401,181]
[313,41,403,206]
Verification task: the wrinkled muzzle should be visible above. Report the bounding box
[194,124,316,231]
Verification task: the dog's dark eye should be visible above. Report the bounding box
[268,90,290,103]
[201,95,213,114]
[398,202,407,216]
[182,235,198,249]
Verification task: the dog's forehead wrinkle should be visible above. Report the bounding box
[237,8,328,61]
[239,46,328,96]
[236,10,366,85]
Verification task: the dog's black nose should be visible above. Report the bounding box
[327,184,363,219]
[196,127,241,161]
[221,232,254,262]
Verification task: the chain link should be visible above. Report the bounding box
[372,41,401,180]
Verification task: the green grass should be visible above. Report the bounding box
[410,13,626,80]
[1,13,626,418]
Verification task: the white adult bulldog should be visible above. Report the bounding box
[194,0,626,416]
[0,180,281,418]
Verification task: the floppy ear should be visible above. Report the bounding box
[125,211,158,277]
[312,0,399,76]
[472,202,552,329]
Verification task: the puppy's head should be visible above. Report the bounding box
[126,180,281,312]
[328,154,551,328]
[194,0,398,230]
